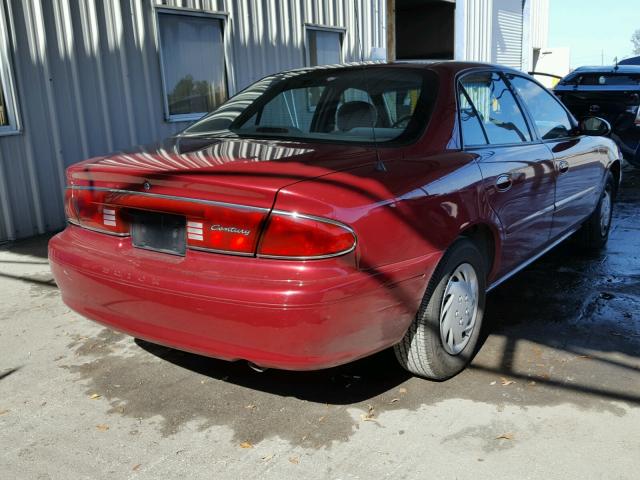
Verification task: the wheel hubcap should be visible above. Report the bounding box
[440,263,479,355]
[600,189,612,236]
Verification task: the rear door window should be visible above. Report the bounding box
[459,72,532,145]
[458,89,487,146]
[508,75,573,140]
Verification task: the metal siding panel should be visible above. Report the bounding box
[0,134,42,239]
[130,0,159,140]
[466,0,493,63]
[91,0,133,150]
[105,0,138,145]
[27,0,67,228]
[55,0,90,159]
[493,0,523,69]
[530,0,548,50]
[39,0,80,195]
[77,0,114,153]
[0,143,15,240]
[7,0,52,235]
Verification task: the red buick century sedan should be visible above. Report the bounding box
[49,62,621,380]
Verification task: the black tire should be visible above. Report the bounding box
[576,172,615,250]
[394,238,486,380]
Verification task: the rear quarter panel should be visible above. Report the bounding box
[272,151,489,271]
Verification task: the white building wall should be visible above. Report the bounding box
[491,0,523,69]
[463,0,493,63]
[0,0,386,242]
[530,0,549,50]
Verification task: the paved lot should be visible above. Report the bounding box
[1,166,639,480]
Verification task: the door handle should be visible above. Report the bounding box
[495,174,513,192]
[557,160,570,174]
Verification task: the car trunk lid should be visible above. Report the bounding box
[67,136,379,209]
[65,136,379,256]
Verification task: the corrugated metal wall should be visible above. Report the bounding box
[0,0,385,242]
[464,0,493,63]
[492,0,523,69]
[529,0,548,50]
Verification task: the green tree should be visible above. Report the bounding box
[632,29,640,55]
[168,75,213,115]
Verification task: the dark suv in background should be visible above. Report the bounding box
[555,65,640,167]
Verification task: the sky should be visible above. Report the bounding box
[548,0,639,67]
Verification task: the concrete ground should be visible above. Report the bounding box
[1,167,639,480]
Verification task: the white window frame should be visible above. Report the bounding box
[0,1,20,136]
[154,6,232,123]
[304,24,346,67]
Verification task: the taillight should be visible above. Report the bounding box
[64,187,356,260]
[65,188,129,235]
[66,186,268,253]
[257,211,356,259]
[185,208,266,255]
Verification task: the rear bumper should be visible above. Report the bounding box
[49,225,438,370]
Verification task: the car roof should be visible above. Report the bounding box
[619,56,640,66]
[570,65,640,74]
[276,60,523,76]
[395,60,525,75]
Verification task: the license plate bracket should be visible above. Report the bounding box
[130,210,186,256]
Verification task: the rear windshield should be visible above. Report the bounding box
[181,67,437,145]
[560,73,640,86]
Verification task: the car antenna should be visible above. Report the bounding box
[354,0,386,172]
[614,56,619,71]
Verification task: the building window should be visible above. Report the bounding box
[305,26,344,67]
[156,9,228,122]
[0,3,20,135]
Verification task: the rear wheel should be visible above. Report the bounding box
[576,172,615,250]
[394,238,486,380]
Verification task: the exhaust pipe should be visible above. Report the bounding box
[247,361,268,373]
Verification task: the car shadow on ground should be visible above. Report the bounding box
[136,339,413,405]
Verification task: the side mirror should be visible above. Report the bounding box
[579,116,611,136]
